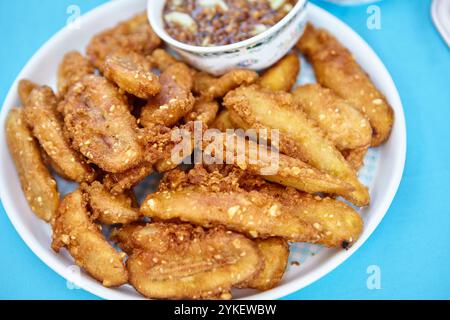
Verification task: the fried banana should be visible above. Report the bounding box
[342,146,369,172]
[293,84,372,150]
[140,62,195,127]
[57,51,95,97]
[18,79,38,106]
[52,190,128,286]
[150,48,178,71]
[25,86,96,182]
[193,69,258,99]
[60,75,143,173]
[141,185,362,247]
[223,85,369,206]
[238,238,289,291]
[82,181,141,225]
[210,110,235,132]
[203,132,353,196]
[87,12,161,70]
[6,108,59,222]
[103,50,161,99]
[112,223,262,299]
[297,23,394,146]
[184,98,219,125]
[258,53,300,92]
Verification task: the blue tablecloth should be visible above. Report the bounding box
[0,0,449,299]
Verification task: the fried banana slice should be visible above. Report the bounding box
[112,223,262,299]
[25,86,96,182]
[140,62,195,127]
[193,69,259,99]
[103,50,161,99]
[238,238,289,291]
[184,98,219,125]
[82,181,141,225]
[342,146,368,172]
[211,110,235,132]
[203,132,353,196]
[150,48,178,71]
[297,23,394,146]
[6,108,59,222]
[60,75,143,173]
[258,53,300,92]
[52,190,128,286]
[104,162,154,194]
[223,85,369,206]
[141,185,362,247]
[87,12,161,70]
[293,84,372,150]
[57,51,95,97]
[18,79,38,106]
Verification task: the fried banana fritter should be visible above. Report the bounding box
[18,79,38,106]
[87,12,161,70]
[184,98,219,125]
[25,86,96,182]
[211,110,235,132]
[297,23,394,147]
[238,238,289,291]
[104,162,153,194]
[112,223,261,299]
[193,69,259,99]
[150,48,179,71]
[52,190,128,286]
[140,62,195,128]
[141,184,362,248]
[6,108,59,222]
[57,51,95,97]
[103,50,161,99]
[223,85,369,206]
[82,181,140,225]
[60,75,143,173]
[258,53,300,92]
[203,132,353,196]
[293,84,372,151]
[342,146,368,172]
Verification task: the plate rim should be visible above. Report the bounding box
[0,0,406,300]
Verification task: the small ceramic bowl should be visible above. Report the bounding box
[147,0,308,75]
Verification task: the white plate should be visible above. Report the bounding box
[0,0,406,300]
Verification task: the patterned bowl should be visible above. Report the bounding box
[147,0,308,75]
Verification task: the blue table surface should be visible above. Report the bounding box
[0,0,449,300]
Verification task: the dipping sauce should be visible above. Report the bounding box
[163,0,298,46]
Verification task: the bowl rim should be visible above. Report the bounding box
[147,0,308,53]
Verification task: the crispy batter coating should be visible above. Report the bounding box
[203,132,353,196]
[211,110,235,132]
[86,12,161,70]
[238,238,289,291]
[193,69,258,99]
[293,84,372,151]
[6,108,59,222]
[112,223,262,299]
[150,48,178,72]
[25,86,96,182]
[297,23,394,146]
[82,181,141,225]
[103,162,153,194]
[258,53,300,92]
[184,98,219,125]
[60,75,143,173]
[52,190,128,286]
[140,62,195,127]
[141,182,362,247]
[342,146,368,172]
[103,50,161,99]
[18,79,38,106]
[223,85,369,206]
[57,51,95,97]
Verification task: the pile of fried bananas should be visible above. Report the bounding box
[6,13,394,299]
